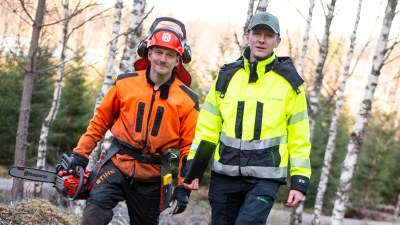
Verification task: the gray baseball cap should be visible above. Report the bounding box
[247,12,280,34]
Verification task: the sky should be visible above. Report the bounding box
[144,0,394,43]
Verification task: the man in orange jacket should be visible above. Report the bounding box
[68,17,199,225]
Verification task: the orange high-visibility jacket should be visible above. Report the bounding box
[73,69,199,186]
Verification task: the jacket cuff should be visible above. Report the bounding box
[290,175,310,195]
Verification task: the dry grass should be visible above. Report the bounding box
[0,198,81,225]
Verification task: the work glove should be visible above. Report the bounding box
[169,186,190,215]
[69,152,89,176]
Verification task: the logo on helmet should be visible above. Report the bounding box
[162,32,172,42]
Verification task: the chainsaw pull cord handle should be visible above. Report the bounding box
[70,166,85,200]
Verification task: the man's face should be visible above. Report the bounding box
[246,25,281,62]
[148,46,179,76]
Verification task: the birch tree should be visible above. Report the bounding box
[87,0,146,169]
[33,0,70,197]
[311,0,363,224]
[296,0,315,77]
[331,0,398,224]
[119,0,146,73]
[87,0,124,169]
[290,1,337,224]
[308,0,337,140]
[11,0,47,201]
[393,194,400,225]
[31,0,108,197]
[239,0,268,50]
[239,0,255,50]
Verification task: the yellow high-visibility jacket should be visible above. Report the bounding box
[188,49,311,193]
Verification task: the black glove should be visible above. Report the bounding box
[69,152,89,176]
[169,186,190,215]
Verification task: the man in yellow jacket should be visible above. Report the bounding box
[68,17,199,225]
[184,11,311,225]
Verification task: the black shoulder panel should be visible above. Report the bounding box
[272,57,304,94]
[113,72,139,85]
[215,57,244,98]
[180,85,200,111]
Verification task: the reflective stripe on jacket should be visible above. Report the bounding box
[188,51,311,192]
[74,69,199,186]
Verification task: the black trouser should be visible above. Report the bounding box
[208,171,280,225]
[81,160,161,225]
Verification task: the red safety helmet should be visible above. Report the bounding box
[147,26,184,56]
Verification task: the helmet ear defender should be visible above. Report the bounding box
[136,17,192,64]
[137,39,149,59]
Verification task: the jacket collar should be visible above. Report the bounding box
[145,67,176,99]
[243,46,276,82]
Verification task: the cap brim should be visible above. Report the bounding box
[248,24,279,34]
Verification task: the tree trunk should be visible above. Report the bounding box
[393,193,400,225]
[33,0,70,197]
[308,0,337,140]
[86,0,124,170]
[291,1,336,224]
[11,0,47,202]
[331,1,398,224]
[296,0,315,77]
[240,0,255,50]
[311,0,363,224]
[74,0,126,213]
[118,0,146,73]
[87,0,146,168]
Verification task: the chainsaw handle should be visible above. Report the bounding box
[70,166,84,200]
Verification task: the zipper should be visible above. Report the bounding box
[143,89,157,151]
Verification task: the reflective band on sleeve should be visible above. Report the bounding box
[202,100,220,116]
[291,158,311,169]
[288,110,308,125]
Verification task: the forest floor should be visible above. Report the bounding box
[0,170,397,225]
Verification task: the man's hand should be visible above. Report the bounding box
[169,186,190,215]
[183,178,199,191]
[69,152,89,176]
[285,190,306,207]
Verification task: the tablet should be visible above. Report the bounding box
[184,140,216,184]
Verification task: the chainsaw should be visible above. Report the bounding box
[8,153,92,200]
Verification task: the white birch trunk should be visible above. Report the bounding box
[241,0,255,50]
[118,0,145,73]
[76,0,125,213]
[291,1,336,224]
[392,193,400,225]
[240,0,267,50]
[311,1,363,224]
[87,0,124,170]
[308,0,337,140]
[296,0,315,77]
[33,0,70,197]
[87,0,146,169]
[331,1,398,224]
[256,0,268,13]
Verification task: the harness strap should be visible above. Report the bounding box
[103,138,162,164]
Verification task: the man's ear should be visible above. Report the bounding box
[275,36,282,47]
